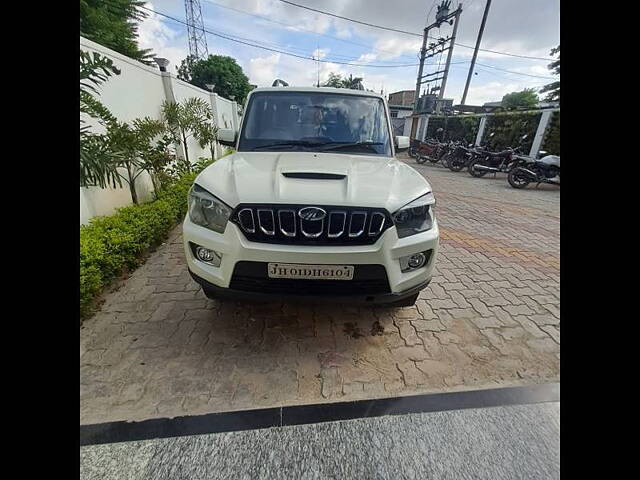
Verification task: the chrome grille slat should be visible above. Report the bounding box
[348,211,367,237]
[234,205,390,245]
[278,210,296,237]
[238,208,255,233]
[257,209,275,236]
[328,211,347,238]
[368,212,385,236]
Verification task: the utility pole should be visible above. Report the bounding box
[413,1,463,115]
[461,0,492,106]
[413,25,431,114]
[435,6,462,114]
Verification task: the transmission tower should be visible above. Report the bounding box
[184,0,209,60]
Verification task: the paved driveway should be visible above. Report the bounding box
[80,155,559,424]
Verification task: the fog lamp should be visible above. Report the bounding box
[193,244,222,267]
[408,253,426,269]
[399,250,431,272]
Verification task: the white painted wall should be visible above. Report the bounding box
[80,36,239,225]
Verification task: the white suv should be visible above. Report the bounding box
[183,87,438,307]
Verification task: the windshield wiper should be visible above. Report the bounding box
[317,141,384,152]
[252,141,329,151]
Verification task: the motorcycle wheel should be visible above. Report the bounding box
[507,168,531,189]
[408,148,417,159]
[416,154,428,164]
[448,157,466,172]
[441,154,451,169]
[468,158,488,177]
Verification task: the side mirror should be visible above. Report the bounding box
[218,128,237,147]
[395,136,410,151]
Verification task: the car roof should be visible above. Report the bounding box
[248,86,386,100]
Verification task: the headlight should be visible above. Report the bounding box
[392,192,435,238]
[188,184,232,233]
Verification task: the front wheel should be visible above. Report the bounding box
[448,156,466,172]
[508,168,531,189]
[468,158,488,177]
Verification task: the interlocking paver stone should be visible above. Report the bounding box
[80,155,560,424]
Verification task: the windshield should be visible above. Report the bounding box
[237,91,392,156]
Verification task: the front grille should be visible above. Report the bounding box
[229,262,391,295]
[231,204,393,245]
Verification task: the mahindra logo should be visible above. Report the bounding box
[298,207,326,221]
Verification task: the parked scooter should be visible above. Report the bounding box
[507,151,560,188]
[467,134,528,178]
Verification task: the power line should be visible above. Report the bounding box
[136,3,420,68]
[475,62,555,79]
[200,0,418,61]
[278,0,555,61]
[279,0,423,37]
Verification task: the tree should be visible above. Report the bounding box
[177,55,252,104]
[161,97,214,172]
[501,88,539,110]
[322,73,344,88]
[80,50,122,189]
[105,118,164,204]
[195,118,219,162]
[322,72,364,90]
[343,74,364,90]
[539,45,560,102]
[80,0,154,65]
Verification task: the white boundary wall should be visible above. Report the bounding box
[80,37,240,225]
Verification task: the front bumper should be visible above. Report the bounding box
[189,269,430,305]
[183,214,439,301]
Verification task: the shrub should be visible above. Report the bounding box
[80,169,201,318]
[483,111,541,152]
[425,115,480,143]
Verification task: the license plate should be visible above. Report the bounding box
[267,263,354,280]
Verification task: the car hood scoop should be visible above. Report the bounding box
[281,172,346,180]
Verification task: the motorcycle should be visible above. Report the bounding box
[446,132,494,172]
[467,134,528,178]
[430,140,457,167]
[410,139,442,164]
[507,151,560,189]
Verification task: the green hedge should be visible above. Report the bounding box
[425,115,480,143]
[483,111,541,152]
[542,111,560,155]
[80,169,203,318]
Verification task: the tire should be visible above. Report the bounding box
[441,154,451,169]
[408,147,418,159]
[388,293,419,308]
[508,167,531,189]
[448,156,466,172]
[468,158,488,177]
[416,154,428,164]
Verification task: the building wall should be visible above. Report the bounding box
[80,36,239,225]
[388,90,415,107]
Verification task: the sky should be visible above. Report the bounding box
[137,0,560,106]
